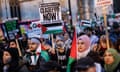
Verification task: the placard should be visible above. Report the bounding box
[95,0,113,7]
[39,2,62,22]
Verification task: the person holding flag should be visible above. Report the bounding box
[66,28,77,72]
[66,27,91,72]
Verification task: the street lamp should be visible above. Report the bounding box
[68,0,72,25]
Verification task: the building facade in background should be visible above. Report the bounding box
[113,0,120,13]
[0,0,78,24]
[1,0,119,23]
[77,0,94,20]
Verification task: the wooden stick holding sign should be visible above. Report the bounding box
[15,39,22,57]
[50,34,56,54]
[51,34,55,49]
[102,6,110,49]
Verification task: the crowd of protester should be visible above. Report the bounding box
[0,22,120,72]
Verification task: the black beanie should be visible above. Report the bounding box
[75,57,95,70]
[40,61,61,72]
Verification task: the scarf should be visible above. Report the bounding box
[77,47,90,59]
[77,35,91,59]
[30,45,41,65]
[104,48,120,72]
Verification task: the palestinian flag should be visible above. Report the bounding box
[41,21,63,34]
[37,24,47,33]
[81,20,91,27]
[66,28,77,72]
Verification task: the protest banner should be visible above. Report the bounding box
[39,2,63,34]
[4,18,19,40]
[95,0,113,49]
[27,21,42,38]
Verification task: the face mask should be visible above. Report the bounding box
[4,57,12,64]
[56,42,64,48]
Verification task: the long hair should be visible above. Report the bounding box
[98,35,115,50]
[3,48,19,72]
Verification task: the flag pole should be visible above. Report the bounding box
[102,6,110,49]
[14,33,22,57]
[15,39,22,57]
[50,34,56,55]
[66,24,77,72]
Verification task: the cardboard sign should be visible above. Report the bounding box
[27,28,42,38]
[39,2,63,34]
[39,2,62,22]
[20,25,29,34]
[27,21,42,38]
[95,0,113,7]
[5,20,17,32]
[5,18,20,40]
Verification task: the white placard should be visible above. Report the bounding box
[39,2,62,22]
[27,21,42,38]
[27,28,42,38]
[95,0,113,7]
